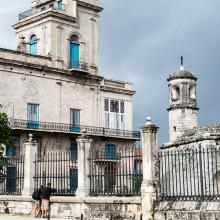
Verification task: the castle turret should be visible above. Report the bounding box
[168,57,199,142]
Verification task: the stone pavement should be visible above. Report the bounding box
[0,215,69,220]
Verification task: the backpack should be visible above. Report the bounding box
[42,187,51,199]
[32,190,40,200]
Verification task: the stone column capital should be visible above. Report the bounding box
[141,124,159,134]
[141,116,159,134]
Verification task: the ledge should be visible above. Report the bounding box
[0,195,141,204]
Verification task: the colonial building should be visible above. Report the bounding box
[0,0,140,192]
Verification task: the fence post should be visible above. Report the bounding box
[22,134,38,196]
[76,129,92,197]
[141,117,159,220]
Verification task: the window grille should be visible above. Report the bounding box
[70,35,79,42]
[110,100,119,113]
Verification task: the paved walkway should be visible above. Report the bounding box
[0,215,68,220]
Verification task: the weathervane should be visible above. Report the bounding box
[181,56,183,66]
[180,56,184,70]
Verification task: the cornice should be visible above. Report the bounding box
[100,86,136,95]
[78,1,103,12]
[167,106,199,111]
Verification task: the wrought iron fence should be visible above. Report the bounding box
[89,146,143,196]
[12,119,140,139]
[157,145,220,201]
[34,151,77,196]
[0,155,24,195]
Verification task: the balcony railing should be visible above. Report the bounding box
[19,9,33,20]
[18,4,67,21]
[69,61,89,71]
[11,119,140,139]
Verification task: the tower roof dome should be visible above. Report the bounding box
[168,69,197,81]
[167,56,197,81]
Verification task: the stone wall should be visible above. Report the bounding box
[0,196,141,220]
[155,201,220,220]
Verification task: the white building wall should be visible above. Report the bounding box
[0,63,133,131]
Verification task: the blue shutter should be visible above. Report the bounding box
[30,35,38,55]
[49,3,54,9]
[70,109,80,132]
[71,142,78,160]
[6,146,16,157]
[70,169,78,193]
[58,0,62,10]
[105,144,116,160]
[6,167,16,193]
[27,104,39,129]
[70,42,80,69]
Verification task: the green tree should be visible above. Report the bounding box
[0,106,12,168]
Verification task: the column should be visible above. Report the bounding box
[22,134,38,196]
[76,130,92,197]
[141,117,159,220]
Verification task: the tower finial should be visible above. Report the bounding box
[180,56,184,70]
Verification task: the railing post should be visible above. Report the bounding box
[141,117,159,220]
[76,129,92,197]
[22,134,38,196]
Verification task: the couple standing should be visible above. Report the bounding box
[32,183,56,218]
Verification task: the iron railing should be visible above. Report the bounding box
[69,61,89,71]
[34,151,77,196]
[19,9,33,20]
[89,146,143,196]
[157,145,220,202]
[0,155,24,195]
[11,119,140,139]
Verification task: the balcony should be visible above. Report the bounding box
[19,9,33,20]
[10,119,140,140]
[18,3,67,21]
[69,61,89,72]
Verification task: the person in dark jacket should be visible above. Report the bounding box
[32,185,44,217]
[41,183,56,218]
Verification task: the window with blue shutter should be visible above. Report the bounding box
[27,103,39,129]
[6,136,20,157]
[70,109,80,132]
[70,169,78,193]
[69,35,80,69]
[71,141,78,160]
[58,0,62,11]
[104,144,116,160]
[6,167,16,193]
[49,3,54,9]
[30,35,38,55]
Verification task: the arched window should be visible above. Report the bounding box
[69,35,80,69]
[189,85,196,99]
[171,85,180,100]
[30,35,38,55]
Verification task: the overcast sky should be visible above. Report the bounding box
[0,0,220,144]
